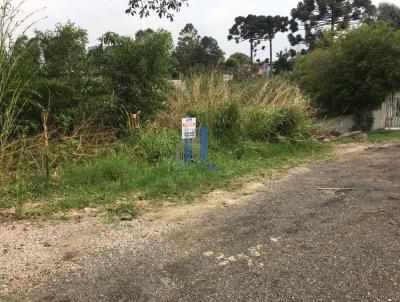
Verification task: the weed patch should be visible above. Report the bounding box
[0,138,325,219]
[0,75,325,220]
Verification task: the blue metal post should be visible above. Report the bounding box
[184,139,191,162]
[200,126,209,161]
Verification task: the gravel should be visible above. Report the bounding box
[0,216,179,296]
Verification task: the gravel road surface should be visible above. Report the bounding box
[1,144,399,302]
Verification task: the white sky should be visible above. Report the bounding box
[23,0,399,60]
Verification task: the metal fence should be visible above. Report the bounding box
[384,94,400,129]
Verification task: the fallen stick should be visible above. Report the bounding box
[72,152,94,158]
[331,131,364,141]
[317,188,354,191]
[362,209,385,215]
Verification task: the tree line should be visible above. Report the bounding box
[1,15,239,138]
[227,0,400,72]
[2,0,400,142]
[129,0,400,74]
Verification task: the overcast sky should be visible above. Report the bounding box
[24,0,400,60]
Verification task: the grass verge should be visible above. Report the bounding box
[0,139,326,221]
[368,130,400,143]
[333,130,400,144]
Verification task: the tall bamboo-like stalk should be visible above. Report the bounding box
[0,0,42,157]
[41,110,50,182]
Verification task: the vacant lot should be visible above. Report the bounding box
[1,143,399,301]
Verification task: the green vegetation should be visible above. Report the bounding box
[0,2,324,222]
[126,0,188,21]
[368,130,400,143]
[289,0,376,50]
[3,0,400,222]
[174,23,225,74]
[294,22,400,131]
[228,15,288,64]
[0,66,323,220]
[378,2,400,29]
[1,138,323,219]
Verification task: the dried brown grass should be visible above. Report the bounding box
[156,73,312,129]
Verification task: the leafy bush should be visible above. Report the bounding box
[294,22,400,129]
[16,22,96,130]
[89,30,175,120]
[0,1,37,152]
[6,24,175,134]
[137,129,179,163]
[273,107,305,137]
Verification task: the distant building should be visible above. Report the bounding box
[256,59,273,78]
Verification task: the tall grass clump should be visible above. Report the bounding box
[136,128,180,163]
[211,102,241,140]
[157,73,315,142]
[0,0,40,162]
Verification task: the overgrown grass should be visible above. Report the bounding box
[157,74,313,132]
[0,138,325,219]
[0,75,324,220]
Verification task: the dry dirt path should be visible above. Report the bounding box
[1,144,400,302]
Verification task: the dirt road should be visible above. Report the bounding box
[1,144,400,301]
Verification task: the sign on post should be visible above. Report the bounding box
[182,118,196,139]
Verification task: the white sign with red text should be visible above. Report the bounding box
[182,118,197,139]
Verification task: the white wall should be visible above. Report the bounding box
[325,105,386,134]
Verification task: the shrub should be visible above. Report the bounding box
[0,1,37,152]
[294,22,400,130]
[157,74,311,130]
[90,30,175,120]
[273,107,305,137]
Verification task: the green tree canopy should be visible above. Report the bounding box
[228,15,267,63]
[90,30,174,118]
[294,22,400,129]
[198,36,225,67]
[289,0,376,49]
[261,15,289,69]
[126,0,188,20]
[229,52,251,64]
[135,28,155,40]
[274,49,297,74]
[28,22,90,127]
[223,53,252,80]
[378,2,400,29]
[175,23,224,73]
[174,23,201,72]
